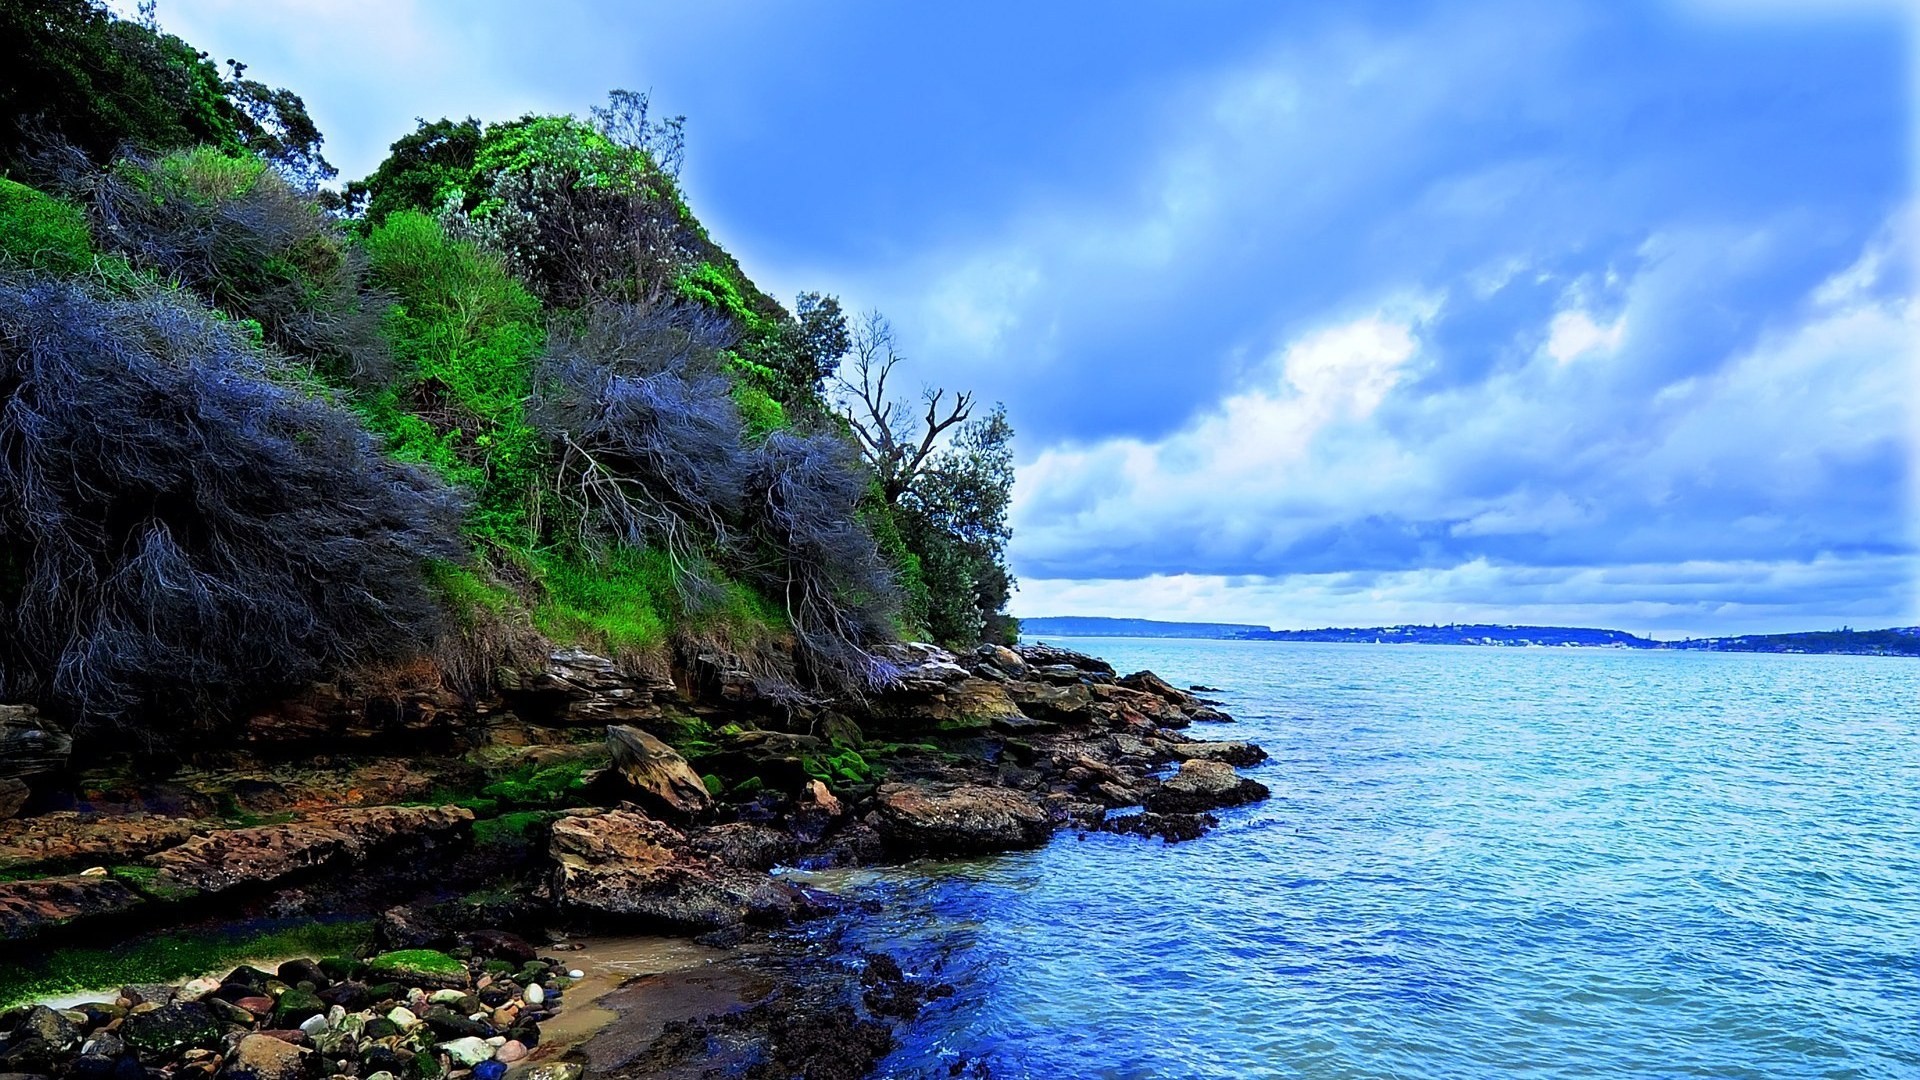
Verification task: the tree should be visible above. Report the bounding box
[834,313,1016,646]
[836,312,974,505]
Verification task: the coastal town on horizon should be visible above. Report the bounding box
[1016,616,1920,655]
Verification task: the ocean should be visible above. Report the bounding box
[820,639,1920,1078]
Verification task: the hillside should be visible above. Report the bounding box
[1020,616,1271,639]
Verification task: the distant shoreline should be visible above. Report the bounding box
[1018,617,1920,657]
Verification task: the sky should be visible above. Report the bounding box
[148,0,1917,636]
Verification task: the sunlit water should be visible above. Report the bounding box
[829,639,1920,1079]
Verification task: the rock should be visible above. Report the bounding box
[1167,740,1268,767]
[14,1006,80,1054]
[0,778,27,819]
[460,929,536,965]
[1007,681,1093,721]
[367,950,468,990]
[522,983,543,1007]
[699,730,823,794]
[232,1033,309,1080]
[296,1014,328,1039]
[1145,759,1269,815]
[375,903,448,952]
[0,705,71,779]
[422,1007,487,1040]
[1100,811,1219,842]
[1015,644,1116,677]
[522,1065,582,1080]
[173,977,221,1003]
[276,958,328,989]
[690,822,793,871]
[437,1037,492,1067]
[497,649,674,727]
[605,725,712,819]
[271,988,325,1029]
[548,810,802,930]
[385,1007,420,1030]
[870,784,1053,855]
[472,1061,507,1080]
[494,1040,527,1063]
[120,1001,219,1059]
[787,780,842,845]
[232,996,273,1018]
[147,804,473,896]
[0,874,145,942]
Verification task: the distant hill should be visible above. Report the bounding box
[1020,616,1271,639]
[1019,617,1920,656]
[1237,624,1654,647]
[1664,627,1920,656]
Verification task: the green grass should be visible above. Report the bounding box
[531,545,675,654]
[0,177,95,275]
[0,919,371,1008]
[362,210,546,548]
[471,810,561,848]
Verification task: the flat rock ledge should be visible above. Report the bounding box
[869,783,1054,856]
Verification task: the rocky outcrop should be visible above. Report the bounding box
[548,809,803,930]
[147,804,473,896]
[870,783,1053,855]
[0,704,70,780]
[0,812,199,873]
[1145,759,1270,814]
[499,649,677,727]
[606,724,712,819]
[0,872,146,940]
[1167,740,1268,767]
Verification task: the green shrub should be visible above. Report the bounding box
[363,211,546,547]
[0,178,93,273]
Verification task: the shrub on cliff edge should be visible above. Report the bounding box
[0,277,464,737]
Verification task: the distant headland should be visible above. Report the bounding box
[1019,617,1920,656]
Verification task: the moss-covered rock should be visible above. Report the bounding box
[121,1001,220,1059]
[367,949,467,989]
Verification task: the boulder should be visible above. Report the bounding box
[1007,682,1092,721]
[1145,760,1269,815]
[120,1001,219,1059]
[690,822,794,871]
[0,874,145,942]
[605,725,711,819]
[870,784,1053,855]
[232,1033,309,1080]
[548,810,800,930]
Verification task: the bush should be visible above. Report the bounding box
[0,178,93,274]
[0,278,463,736]
[362,211,545,545]
[745,432,902,689]
[85,147,390,385]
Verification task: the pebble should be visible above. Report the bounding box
[385,1006,420,1030]
[297,1015,329,1039]
[522,983,544,1006]
[430,989,468,1005]
[438,1037,493,1067]
[175,977,222,1002]
[472,1060,507,1080]
[567,970,584,979]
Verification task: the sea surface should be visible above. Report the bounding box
[819,639,1920,1079]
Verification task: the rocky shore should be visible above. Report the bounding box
[1,642,1269,1078]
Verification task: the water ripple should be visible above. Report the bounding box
[833,641,1920,1079]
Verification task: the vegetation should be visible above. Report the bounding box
[0,918,371,1008]
[0,2,1020,743]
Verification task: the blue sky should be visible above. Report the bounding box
[153,0,1916,635]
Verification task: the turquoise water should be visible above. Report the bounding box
[837,639,1920,1078]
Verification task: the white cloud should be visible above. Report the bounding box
[1545,309,1627,364]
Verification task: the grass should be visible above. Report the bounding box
[0,919,371,1008]
[0,177,95,275]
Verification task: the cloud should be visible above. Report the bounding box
[1009,216,1916,631]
